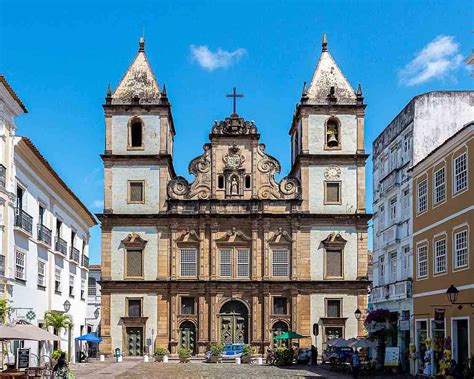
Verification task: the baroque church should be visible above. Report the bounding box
[98,35,370,356]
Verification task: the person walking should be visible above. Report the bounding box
[53,352,69,378]
[352,350,361,379]
[311,345,318,365]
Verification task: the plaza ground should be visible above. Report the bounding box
[70,359,348,378]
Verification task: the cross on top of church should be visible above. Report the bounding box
[225,87,244,116]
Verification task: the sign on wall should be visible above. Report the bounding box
[16,348,30,369]
[384,347,399,367]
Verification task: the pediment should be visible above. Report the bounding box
[268,228,293,244]
[321,233,347,248]
[176,229,201,243]
[215,228,252,243]
[121,232,147,248]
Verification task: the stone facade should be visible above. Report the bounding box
[99,36,370,357]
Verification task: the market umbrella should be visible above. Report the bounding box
[75,333,103,343]
[326,338,346,347]
[349,339,377,348]
[0,322,60,341]
[273,331,308,340]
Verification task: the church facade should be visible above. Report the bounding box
[99,35,370,356]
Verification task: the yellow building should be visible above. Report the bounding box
[412,122,473,374]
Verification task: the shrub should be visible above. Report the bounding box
[177,347,192,358]
[52,350,67,360]
[209,343,224,357]
[154,347,169,356]
[242,344,255,356]
[274,346,294,366]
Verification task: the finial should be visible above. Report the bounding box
[105,83,112,104]
[301,81,309,102]
[322,33,328,52]
[162,83,167,96]
[356,84,364,104]
[139,37,145,52]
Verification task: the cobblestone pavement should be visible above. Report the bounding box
[70,359,350,378]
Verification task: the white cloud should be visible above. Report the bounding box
[190,45,246,71]
[399,35,464,86]
[92,199,103,209]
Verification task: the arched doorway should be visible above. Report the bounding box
[272,321,289,348]
[179,321,196,354]
[219,300,249,344]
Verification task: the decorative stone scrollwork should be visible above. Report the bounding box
[223,144,245,170]
[211,115,258,135]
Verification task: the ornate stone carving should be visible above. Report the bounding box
[211,115,258,135]
[324,165,341,180]
[121,232,147,248]
[215,227,252,243]
[223,144,245,170]
[267,228,293,244]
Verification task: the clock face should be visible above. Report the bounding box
[324,165,341,180]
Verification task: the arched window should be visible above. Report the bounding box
[326,118,340,149]
[129,118,143,148]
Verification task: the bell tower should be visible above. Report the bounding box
[102,37,175,215]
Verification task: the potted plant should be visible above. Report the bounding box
[207,343,223,363]
[154,347,170,362]
[178,347,192,363]
[241,344,255,364]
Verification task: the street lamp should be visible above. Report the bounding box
[94,308,100,320]
[446,285,459,304]
[63,300,71,313]
[354,308,362,321]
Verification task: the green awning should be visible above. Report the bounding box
[273,331,309,340]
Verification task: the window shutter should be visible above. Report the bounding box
[126,249,143,277]
[326,249,342,277]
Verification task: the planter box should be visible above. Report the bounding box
[241,355,252,364]
[155,355,165,362]
[207,355,222,363]
[179,357,191,363]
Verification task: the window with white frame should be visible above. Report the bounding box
[417,179,427,214]
[402,246,410,277]
[88,277,97,297]
[379,205,385,230]
[434,168,446,204]
[81,279,86,300]
[454,229,468,269]
[69,275,75,297]
[237,249,250,277]
[220,249,232,277]
[389,251,397,282]
[417,245,428,278]
[454,153,468,194]
[15,250,26,281]
[403,133,411,152]
[389,197,397,221]
[390,146,398,171]
[55,268,62,293]
[180,248,197,277]
[434,238,447,274]
[37,260,46,287]
[272,249,289,277]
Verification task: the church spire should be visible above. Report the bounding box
[306,33,356,104]
[110,37,161,104]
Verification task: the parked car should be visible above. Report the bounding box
[322,346,354,364]
[297,348,312,364]
[221,343,243,359]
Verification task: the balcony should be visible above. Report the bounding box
[0,255,5,276]
[380,224,400,248]
[82,255,89,268]
[37,224,52,246]
[55,237,68,256]
[70,246,80,263]
[0,164,5,188]
[380,171,400,194]
[14,208,33,234]
[371,279,412,304]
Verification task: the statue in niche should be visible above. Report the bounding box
[230,176,239,195]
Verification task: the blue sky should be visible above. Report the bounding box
[1,0,472,263]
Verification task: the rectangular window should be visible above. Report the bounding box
[181,297,195,315]
[128,181,144,203]
[389,251,397,282]
[220,249,232,277]
[237,249,250,277]
[71,230,76,248]
[69,275,75,297]
[126,249,143,277]
[434,168,446,204]
[180,248,197,277]
[39,205,46,225]
[379,256,385,283]
[454,230,468,269]
[55,268,62,293]
[454,153,467,194]
[326,249,343,278]
[327,299,341,318]
[88,277,97,297]
[272,249,289,277]
[417,245,428,278]
[80,279,86,300]
[379,205,385,229]
[15,251,26,281]
[325,182,341,204]
[389,197,397,221]
[37,260,46,287]
[434,238,447,274]
[402,246,410,276]
[417,179,427,214]
[128,299,142,317]
[402,188,410,210]
[273,297,288,315]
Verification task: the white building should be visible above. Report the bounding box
[372,91,473,372]
[0,75,97,363]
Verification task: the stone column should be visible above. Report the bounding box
[169,292,178,354]
[263,222,270,279]
[170,226,177,279]
[251,221,260,280]
[197,290,209,355]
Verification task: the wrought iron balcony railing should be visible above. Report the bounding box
[37,224,52,246]
[55,237,68,256]
[70,246,80,263]
[82,255,89,268]
[15,208,33,234]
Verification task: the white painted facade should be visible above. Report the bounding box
[111,115,161,155]
[0,77,96,365]
[372,91,474,371]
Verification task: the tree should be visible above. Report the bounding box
[43,311,73,350]
[0,299,10,324]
